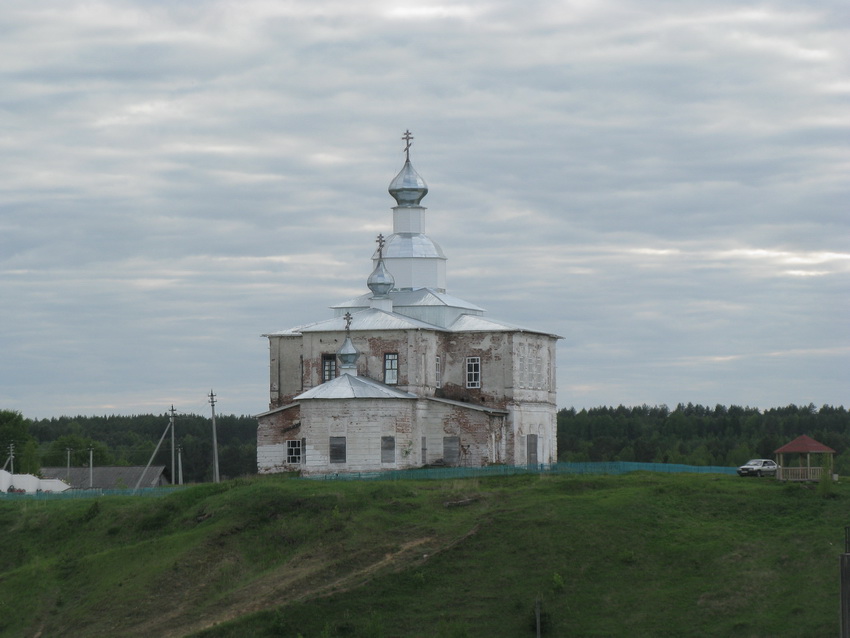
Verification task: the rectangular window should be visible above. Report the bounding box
[330,436,346,464]
[384,353,398,385]
[435,355,442,388]
[381,436,395,463]
[527,434,539,467]
[465,357,481,389]
[286,439,302,464]
[322,354,337,382]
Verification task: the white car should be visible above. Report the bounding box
[737,459,778,477]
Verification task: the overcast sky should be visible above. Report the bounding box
[1,0,847,419]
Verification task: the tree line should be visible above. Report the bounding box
[5,403,849,484]
[558,403,850,473]
[1,410,257,483]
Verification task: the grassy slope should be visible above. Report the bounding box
[0,473,844,637]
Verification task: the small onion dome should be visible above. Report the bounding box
[367,257,395,298]
[388,160,428,206]
[337,335,359,370]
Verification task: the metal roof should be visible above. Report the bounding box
[381,233,446,260]
[40,466,169,490]
[267,305,560,339]
[265,310,437,337]
[332,288,484,312]
[449,313,563,338]
[295,373,418,400]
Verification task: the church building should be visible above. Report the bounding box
[256,132,559,475]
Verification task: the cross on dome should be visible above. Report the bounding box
[402,130,414,161]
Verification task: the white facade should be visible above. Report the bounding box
[257,138,559,475]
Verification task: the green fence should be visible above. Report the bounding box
[307,461,738,481]
[0,486,184,500]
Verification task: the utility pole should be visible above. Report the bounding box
[9,443,14,475]
[169,405,177,485]
[842,527,850,638]
[209,390,220,483]
[177,446,184,485]
[89,447,94,489]
[66,448,72,480]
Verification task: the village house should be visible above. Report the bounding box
[256,133,560,475]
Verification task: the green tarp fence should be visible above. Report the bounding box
[307,461,738,481]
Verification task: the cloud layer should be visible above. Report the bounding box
[1,0,847,418]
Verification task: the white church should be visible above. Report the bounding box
[256,132,559,475]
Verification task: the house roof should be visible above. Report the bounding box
[40,466,169,490]
[773,435,836,455]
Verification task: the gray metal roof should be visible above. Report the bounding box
[267,304,560,339]
[295,373,418,400]
[40,466,169,490]
[449,314,562,338]
[332,288,484,312]
[266,308,441,337]
[380,233,446,260]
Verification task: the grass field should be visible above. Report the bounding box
[0,472,845,637]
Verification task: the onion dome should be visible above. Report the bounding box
[388,160,428,207]
[367,256,394,298]
[337,335,359,371]
[337,312,359,373]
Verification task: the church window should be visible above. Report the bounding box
[527,434,538,466]
[322,354,337,382]
[465,357,481,388]
[330,437,346,463]
[286,439,302,464]
[384,353,399,384]
[381,436,395,463]
[435,355,442,388]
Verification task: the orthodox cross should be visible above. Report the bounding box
[401,129,413,161]
[344,311,352,332]
[375,233,386,258]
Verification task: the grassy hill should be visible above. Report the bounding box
[0,472,845,637]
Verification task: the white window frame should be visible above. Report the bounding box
[435,355,442,388]
[286,439,302,464]
[466,356,481,389]
[384,353,399,385]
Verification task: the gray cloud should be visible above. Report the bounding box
[1,0,847,418]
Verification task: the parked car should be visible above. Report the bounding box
[737,459,779,477]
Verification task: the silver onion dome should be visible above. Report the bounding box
[388,160,428,207]
[367,255,395,297]
[337,335,359,370]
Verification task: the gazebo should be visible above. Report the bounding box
[774,435,836,482]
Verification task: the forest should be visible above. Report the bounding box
[557,403,850,473]
[2,403,849,484]
[1,410,257,483]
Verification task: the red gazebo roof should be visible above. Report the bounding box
[774,434,835,455]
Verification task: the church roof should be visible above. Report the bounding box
[332,288,484,313]
[449,314,562,338]
[294,373,418,400]
[265,307,441,336]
